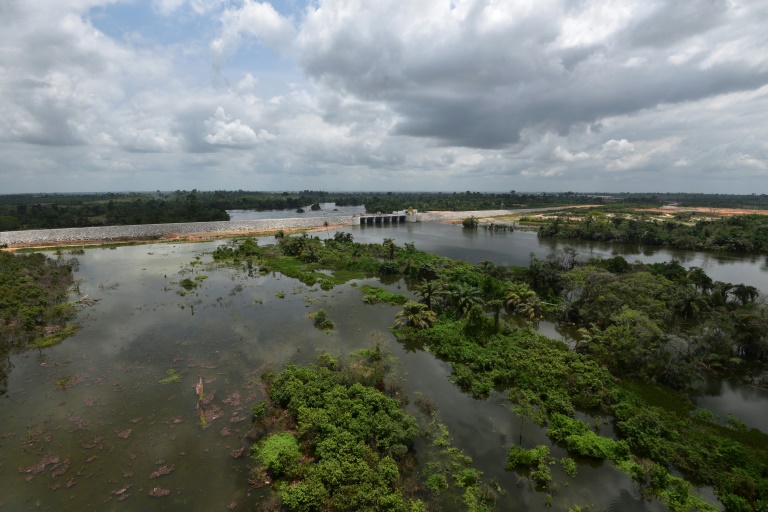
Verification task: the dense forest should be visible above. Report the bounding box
[0,191,361,230]
[210,234,767,511]
[0,251,77,395]
[5,190,768,232]
[538,211,768,252]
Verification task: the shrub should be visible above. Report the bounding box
[179,278,197,290]
[256,432,301,477]
[426,473,447,494]
[312,309,335,330]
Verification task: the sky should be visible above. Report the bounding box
[1,0,767,194]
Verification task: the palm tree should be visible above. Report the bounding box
[674,288,709,320]
[732,284,759,306]
[477,260,495,274]
[708,281,734,309]
[416,280,442,311]
[445,282,484,318]
[488,299,504,332]
[383,238,396,259]
[505,283,542,321]
[688,267,713,293]
[394,301,437,329]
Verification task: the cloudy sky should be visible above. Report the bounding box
[1,0,767,193]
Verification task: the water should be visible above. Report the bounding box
[345,222,768,294]
[3,221,766,511]
[227,203,366,221]
[696,374,768,431]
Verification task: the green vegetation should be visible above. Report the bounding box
[0,251,77,394]
[397,312,766,510]
[7,190,768,231]
[506,445,554,487]
[248,352,494,511]
[311,309,335,331]
[394,302,437,330]
[538,211,768,253]
[179,278,198,290]
[0,190,363,230]
[360,285,408,305]
[462,216,479,229]
[159,369,182,384]
[361,191,599,214]
[524,252,768,378]
[207,234,767,510]
[29,324,77,349]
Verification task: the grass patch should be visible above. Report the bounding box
[618,378,694,417]
[29,324,78,349]
[359,285,408,305]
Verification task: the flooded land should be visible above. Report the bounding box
[1,222,766,511]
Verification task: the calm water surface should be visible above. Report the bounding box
[227,203,365,221]
[3,222,765,511]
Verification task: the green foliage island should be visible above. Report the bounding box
[209,233,767,511]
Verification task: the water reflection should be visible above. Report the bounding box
[346,222,768,294]
[696,374,768,431]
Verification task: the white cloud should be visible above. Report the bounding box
[601,139,635,158]
[554,146,589,162]
[153,0,220,16]
[211,0,295,62]
[204,106,275,146]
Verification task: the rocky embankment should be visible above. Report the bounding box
[0,217,358,246]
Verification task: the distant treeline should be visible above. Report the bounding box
[0,190,363,230]
[3,190,768,231]
[538,212,768,253]
[362,191,598,213]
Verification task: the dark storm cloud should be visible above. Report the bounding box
[296,0,768,149]
[624,0,730,48]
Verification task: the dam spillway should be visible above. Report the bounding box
[359,214,408,225]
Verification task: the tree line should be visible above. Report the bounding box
[538,212,768,252]
[0,190,364,230]
[5,189,768,236]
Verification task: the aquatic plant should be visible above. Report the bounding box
[159,369,181,384]
[311,309,335,331]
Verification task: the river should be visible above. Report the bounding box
[1,217,765,511]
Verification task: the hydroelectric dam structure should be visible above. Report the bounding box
[358,213,408,225]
